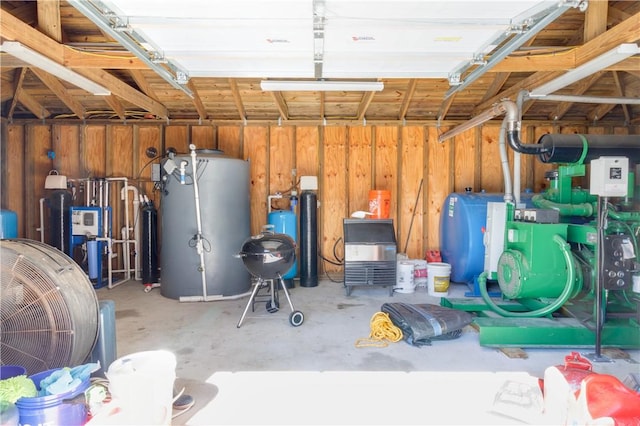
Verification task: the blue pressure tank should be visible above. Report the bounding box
[268,210,297,285]
[440,192,532,284]
[0,210,18,239]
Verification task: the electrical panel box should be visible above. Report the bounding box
[514,208,560,224]
[70,207,101,236]
[484,202,507,279]
[590,156,629,197]
[151,163,161,182]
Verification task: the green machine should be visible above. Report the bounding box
[442,133,640,353]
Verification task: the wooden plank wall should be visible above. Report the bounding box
[1,120,635,276]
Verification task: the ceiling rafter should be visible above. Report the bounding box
[587,71,629,123]
[546,0,609,121]
[474,9,640,114]
[7,67,27,119]
[129,69,159,101]
[398,79,417,121]
[30,67,85,118]
[10,67,50,119]
[0,9,168,118]
[103,94,125,119]
[356,91,376,121]
[36,0,62,42]
[187,80,207,121]
[228,78,246,122]
[269,91,289,121]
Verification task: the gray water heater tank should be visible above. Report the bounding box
[160,150,251,299]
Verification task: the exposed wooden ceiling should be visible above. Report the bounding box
[1,0,639,125]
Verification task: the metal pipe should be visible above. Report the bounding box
[38,198,46,243]
[191,144,208,300]
[531,193,594,217]
[527,94,640,105]
[498,117,513,203]
[438,102,509,143]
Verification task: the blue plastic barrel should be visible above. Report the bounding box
[0,209,18,239]
[268,210,297,280]
[440,192,532,284]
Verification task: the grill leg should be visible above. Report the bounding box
[237,278,265,328]
[278,275,296,312]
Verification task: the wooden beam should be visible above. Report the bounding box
[103,94,126,120]
[129,69,158,100]
[36,0,62,42]
[187,80,208,120]
[17,91,50,119]
[228,78,246,121]
[480,72,509,103]
[493,49,576,72]
[2,2,37,26]
[269,91,289,121]
[398,79,417,120]
[475,10,640,114]
[583,0,608,43]
[0,9,64,60]
[64,50,146,70]
[356,91,375,121]
[575,10,640,63]
[79,68,168,118]
[587,71,629,123]
[8,68,27,119]
[16,91,49,118]
[1,9,167,118]
[10,68,50,119]
[626,69,640,79]
[437,93,456,121]
[30,67,85,118]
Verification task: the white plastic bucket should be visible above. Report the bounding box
[104,350,176,425]
[412,260,428,289]
[396,261,416,293]
[427,262,451,297]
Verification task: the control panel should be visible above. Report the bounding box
[590,156,629,197]
[70,207,101,236]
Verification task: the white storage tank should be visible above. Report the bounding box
[160,149,251,299]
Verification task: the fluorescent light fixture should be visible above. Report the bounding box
[529,43,639,97]
[0,41,111,95]
[260,80,384,92]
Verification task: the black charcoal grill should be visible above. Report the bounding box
[236,231,304,327]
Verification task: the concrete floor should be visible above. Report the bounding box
[94,278,640,425]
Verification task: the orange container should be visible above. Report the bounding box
[368,190,391,219]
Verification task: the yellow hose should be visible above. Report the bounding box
[355,312,403,348]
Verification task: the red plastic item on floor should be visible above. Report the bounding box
[577,373,640,425]
[425,250,442,263]
[552,352,593,396]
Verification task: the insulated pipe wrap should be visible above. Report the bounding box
[537,134,640,164]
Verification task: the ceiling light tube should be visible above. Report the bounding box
[529,43,639,97]
[261,80,383,92]
[0,41,111,95]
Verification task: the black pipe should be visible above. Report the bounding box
[141,201,159,285]
[299,190,318,287]
[506,130,550,156]
[507,131,640,163]
[537,134,640,164]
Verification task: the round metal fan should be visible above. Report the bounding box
[1,239,99,375]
